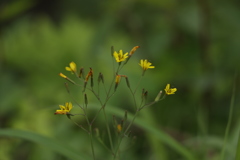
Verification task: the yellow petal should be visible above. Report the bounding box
[123,52,129,58]
[119,50,123,56]
[55,110,67,115]
[67,102,73,111]
[113,51,120,62]
[69,62,76,72]
[65,67,72,71]
[59,105,66,110]
[171,88,177,93]
[140,59,143,67]
[165,84,170,90]
[165,84,177,95]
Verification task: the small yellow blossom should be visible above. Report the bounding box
[54,102,73,115]
[113,50,128,62]
[164,84,177,95]
[139,59,155,71]
[65,62,77,74]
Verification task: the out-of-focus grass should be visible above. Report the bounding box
[0,1,240,159]
[0,129,90,160]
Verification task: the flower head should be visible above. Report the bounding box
[164,84,177,95]
[139,59,155,71]
[65,62,77,74]
[113,50,128,62]
[54,102,73,115]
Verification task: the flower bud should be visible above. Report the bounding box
[59,73,76,84]
[98,72,104,84]
[117,124,122,133]
[111,46,114,56]
[114,75,121,91]
[90,71,94,88]
[85,68,93,82]
[144,90,148,101]
[59,73,67,78]
[129,46,140,56]
[124,76,130,88]
[79,67,84,78]
[95,128,100,137]
[83,81,87,92]
[84,93,88,107]
[154,90,162,102]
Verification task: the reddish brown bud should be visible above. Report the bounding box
[79,67,84,78]
[129,46,140,56]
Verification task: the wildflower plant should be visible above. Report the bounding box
[55,46,177,160]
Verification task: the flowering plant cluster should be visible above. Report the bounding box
[55,46,177,159]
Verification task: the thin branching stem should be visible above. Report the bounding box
[88,125,96,160]
[84,109,96,160]
[103,108,114,152]
[70,119,88,133]
[113,111,140,159]
[133,76,143,94]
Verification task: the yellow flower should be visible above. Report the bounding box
[54,102,73,115]
[164,84,177,95]
[65,62,77,74]
[139,59,155,70]
[113,50,128,62]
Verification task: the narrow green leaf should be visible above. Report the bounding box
[0,129,90,160]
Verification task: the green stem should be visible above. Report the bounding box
[221,73,236,160]
[96,136,113,153]
[133,76,143,94]
[83,106,96,160]
[103,108,114,152]
[88,124,96,160]
[124,111,139,135]
[88,75,117,155]
[235,131,240,160]
[113,111,139,159]
[112,75,144,158]
[71,119,88,133]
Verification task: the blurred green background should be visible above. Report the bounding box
[0,0,240,160]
